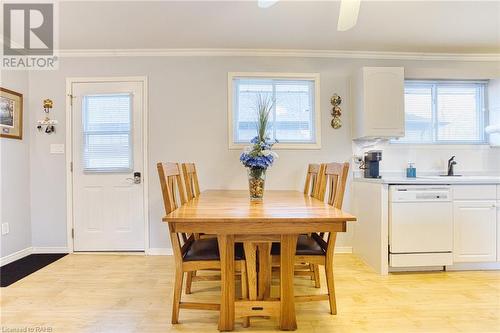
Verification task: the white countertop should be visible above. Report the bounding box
[353,175,500,185]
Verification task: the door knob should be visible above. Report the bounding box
[126,172,141,184]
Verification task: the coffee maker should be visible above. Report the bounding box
[363,150,382,178]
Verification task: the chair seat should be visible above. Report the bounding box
[271,234,325,256]
[183,238,245,261]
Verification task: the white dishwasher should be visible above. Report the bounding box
[389,185,453,267]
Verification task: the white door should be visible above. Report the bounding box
[453,201,497,263]
[71,81,145,251]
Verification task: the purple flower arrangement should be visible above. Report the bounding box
[240,136,278,170]
[239,94,278,200]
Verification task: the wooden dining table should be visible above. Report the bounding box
[163,190,356,331]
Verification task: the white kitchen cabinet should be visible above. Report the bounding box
[453,185,497,200]
[351,67,405,140]
[453,201,497,263]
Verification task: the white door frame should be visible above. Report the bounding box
[65,76,149,253]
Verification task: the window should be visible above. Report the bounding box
[82,93,132,172]
[394,80,488,144]
[229,73,320,149]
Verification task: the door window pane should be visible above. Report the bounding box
[82,93,132,172]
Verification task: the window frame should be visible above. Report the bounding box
[392,79,489,145]
[228,72,321,150]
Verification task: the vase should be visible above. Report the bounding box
[247,168,266,201]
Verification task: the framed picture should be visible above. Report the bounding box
[0,87,23,140]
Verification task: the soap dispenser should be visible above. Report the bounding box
[406,162,417,178]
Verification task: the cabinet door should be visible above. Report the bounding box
[364,67,405,138]
[453,201,497,263]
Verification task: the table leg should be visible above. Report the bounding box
[257,243,272,300]
[243,242,258,301]
[218,234,235,332]
[280,234,298,331]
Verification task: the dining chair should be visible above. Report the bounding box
[303,163,323,199]
[317,162,350,208]
[181,162,202,294]
[271,163,326,288]
[181,162,223,295]
[301,163,326,288]
[272,162,350,315]
[157,162,249,325]
[182,162,200,200]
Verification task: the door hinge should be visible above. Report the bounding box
[70,162,73,172]
[71,228,74,239]
[68,94,74,107]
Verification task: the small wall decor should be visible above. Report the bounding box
[330,94,342,129]
[0,87,23,140]
[37,98,58,134]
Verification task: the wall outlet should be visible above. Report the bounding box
[1,223,9,235]
[353,155,363,164]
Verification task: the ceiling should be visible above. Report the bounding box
[58,1,500,53]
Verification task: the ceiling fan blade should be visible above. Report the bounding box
[258,0,280,9]
[337,0,361,31]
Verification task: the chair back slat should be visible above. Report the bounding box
[304,163,324,199]
[157,162,188,261]
[182,163,201,200]
[318,162,350,209]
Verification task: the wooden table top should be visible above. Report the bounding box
[163,190,357,223]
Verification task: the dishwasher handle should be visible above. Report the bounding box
[390,186,452,202]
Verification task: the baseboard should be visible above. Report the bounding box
[32,247,69,254]
[0,247,33,266]
[335,246,352,254]
[146,248,173,255]
[390,266,445,273]
[446,262,500,271]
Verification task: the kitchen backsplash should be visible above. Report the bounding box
[352,141,500,176]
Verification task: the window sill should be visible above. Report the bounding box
[229,142,321,150]
[387,143,491,150]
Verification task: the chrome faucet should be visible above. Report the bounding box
[447,156,457,176]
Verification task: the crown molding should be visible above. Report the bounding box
[56,48,500,62]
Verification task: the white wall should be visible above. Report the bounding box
[363,143,500,176]
[0,71,32,258]
[26,56,500,251]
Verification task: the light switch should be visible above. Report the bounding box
[50,144,65,154]
[1,223,9,235]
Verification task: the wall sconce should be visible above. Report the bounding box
[330,94,342,129]
[37,98,58,134]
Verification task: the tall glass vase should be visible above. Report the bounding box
[247,168,266,201]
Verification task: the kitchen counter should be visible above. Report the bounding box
[352,177,500,275]
[353,175,500,185]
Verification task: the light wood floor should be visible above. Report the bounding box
[1,254,499,333]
